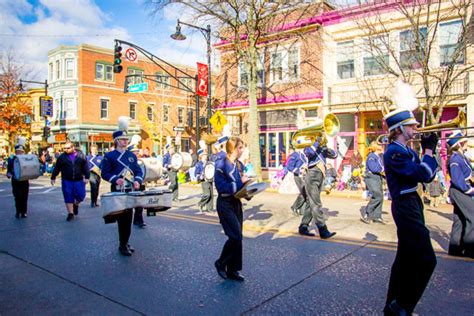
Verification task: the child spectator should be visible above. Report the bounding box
[429,176,444,207]
[324,163,337,193]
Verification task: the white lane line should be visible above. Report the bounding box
[42,187,56,193]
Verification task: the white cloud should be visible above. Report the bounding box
[0,0,131,81]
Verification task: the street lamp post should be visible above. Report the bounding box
[171,20,212,137]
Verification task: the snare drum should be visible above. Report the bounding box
[138,158,163,182]
[144,189,173,216]
[204,162,215,181]
[170,152,193,171]
[126,191,146,209]
[13,154,41,181]
[101,192,128,217]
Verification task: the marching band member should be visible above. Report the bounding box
[101,118,143,256]
[195,146,214,213]
[86,145,102,207]
[298,137,337,239]
[51,141,90,221]
[447,132,474,258]
[382,108,438,315]
[361,141,385,224]
[282,148,308,215]
[214,136,248,282]
[6,139,30,218]
[214,135,229,162]
[163,143,179,202]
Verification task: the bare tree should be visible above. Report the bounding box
[351,0,473,124]
[0,49,34,152]
[147,0,327,180]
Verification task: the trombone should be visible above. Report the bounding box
[376,110,474,145]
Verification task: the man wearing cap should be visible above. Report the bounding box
[446,132,474,258]
[194,149,214,213]
[163,144,179,202]
[6,144,31,218]
[298,137,337,239]
[86,145,102,207]
[51,141,90,221]
[101,130,143,256]
[382,108,438,315]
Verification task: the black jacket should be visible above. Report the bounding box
[51,150,90,181]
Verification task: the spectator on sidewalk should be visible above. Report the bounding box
[428,176,444,207]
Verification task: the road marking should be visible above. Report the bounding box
[42,187,56,193]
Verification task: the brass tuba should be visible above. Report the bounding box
[291,113,340,149]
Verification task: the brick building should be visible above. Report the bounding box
[47,43,209,154]
[214,2,333,179]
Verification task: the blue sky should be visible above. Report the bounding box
[0,0,210,81]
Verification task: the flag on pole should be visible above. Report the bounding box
[196,62,209,96]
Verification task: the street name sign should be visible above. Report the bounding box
[173,126,185,132]
[40,96,53,116]
[129,82,148,93]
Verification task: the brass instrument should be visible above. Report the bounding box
[376,109,474,145]
[291,113,340,149]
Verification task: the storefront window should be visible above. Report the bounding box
[268,133,277,168]
[278,132,287,167]
[259,134,267,168]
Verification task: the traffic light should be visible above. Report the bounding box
[43,126,51,138]
[113,44,123,73]
[187,109,194,127]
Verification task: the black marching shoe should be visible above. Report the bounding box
[298,226,316,237]
[227,271,245,282]
[66,213,74,221]
[73,204,79,215]
[383,300,410,316]
[119,245,132,256]
[21,213,27,218]
[127,244,135,253]
[318,225,336,239]
[15,213,20,219]
[214,260,227,279]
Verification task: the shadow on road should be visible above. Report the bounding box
[244,204,273,221]
[426,207,452,221]
[428,225,450,251]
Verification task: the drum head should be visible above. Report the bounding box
[171,153,183,170]
[204,162,215,180]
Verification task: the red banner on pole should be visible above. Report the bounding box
[196,62,209,96]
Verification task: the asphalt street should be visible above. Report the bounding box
[0,175,472,315]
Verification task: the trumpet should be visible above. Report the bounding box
[376,109,474,145]
[291,113,340,149]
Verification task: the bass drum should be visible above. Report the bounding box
[170,152,192,171]
[204,162,215,181]
[13,154,41,181]
[138,158,163,182]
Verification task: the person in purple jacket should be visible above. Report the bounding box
[447,131,474,258]
[361,141,385,224]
